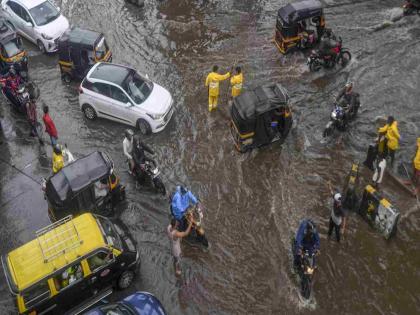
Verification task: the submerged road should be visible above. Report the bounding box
[0,0,419,314]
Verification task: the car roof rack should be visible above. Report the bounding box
[36,215,83,263]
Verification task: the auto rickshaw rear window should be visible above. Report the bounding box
[22,281,50,308]
[3,39,21,58]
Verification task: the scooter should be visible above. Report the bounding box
[291,238,317,300]
[132,160,166,195]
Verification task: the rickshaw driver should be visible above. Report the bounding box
[171,186,200,231]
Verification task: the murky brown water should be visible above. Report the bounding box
[1,0,420,314]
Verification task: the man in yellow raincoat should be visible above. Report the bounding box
[205,65,230,112]
[52,145,64,174]
[378,116,400,166]
[230,66,243,98]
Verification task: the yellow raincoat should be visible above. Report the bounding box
[378,121,400,151]
[205,71,230,111]
[230,73,243,97]
[414,138,420,171]
[53,151,64,174]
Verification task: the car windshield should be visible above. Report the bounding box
[29,1,60,26]
[3,38,23,58]
[96,216,122,251]
[123,72,153,104]
[95,37,109,60]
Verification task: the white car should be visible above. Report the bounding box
[0,0,69,53]
[79,62,174,135]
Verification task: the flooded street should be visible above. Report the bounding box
[1,0,420,314]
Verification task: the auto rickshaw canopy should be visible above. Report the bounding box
[0,20,19,45]
[58,27,104,61]
[277,0,323,25]
[45,151,113,206]
[232,83,290,133]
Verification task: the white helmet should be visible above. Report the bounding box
[334,193,342,202]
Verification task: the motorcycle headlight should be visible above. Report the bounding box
[147,113,164,120]
[41,33,53,40]
[331,111,337,119]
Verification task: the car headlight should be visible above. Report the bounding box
[41,33,53,40]
[147,113,164,120]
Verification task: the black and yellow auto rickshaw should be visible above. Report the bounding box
[0,19,27,74]
[58,27,112,82]
[342,163,400,239]
[274,0,325,54]
[230,83,293,152]
[44,151,125,221]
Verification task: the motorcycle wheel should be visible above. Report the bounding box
[338,51,351,67]
[301,276,311,300]
[323,126,332,138]
[325,59,335,69]
[154,177,166,196]
[309,60,321,72]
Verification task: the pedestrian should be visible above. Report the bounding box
[26,99,44,145]
[167,213,193,276]
[52,144,64,174]
[230,66,243,98]
[42,105,58,146]
[205,65,230,112]
[327,181,347,242]
[378,116,400,167]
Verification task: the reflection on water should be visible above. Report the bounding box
[0,0,419,314]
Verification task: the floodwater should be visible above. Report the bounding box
[1,0,420,314]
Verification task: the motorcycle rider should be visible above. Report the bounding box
[171,186,200,231]
[4,66,23,108]
[123,129,134,174]
[318,29,338,59]
[132,134,156,178]
[335,81,360,118]
[294,220,320,270]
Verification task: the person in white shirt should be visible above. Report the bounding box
[123,129,134,174]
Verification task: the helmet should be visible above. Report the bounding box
[334,193,342,202]
[345,81,353,89]
[304,221,315,236]
[125,129,134,139]
[53,144,62,155]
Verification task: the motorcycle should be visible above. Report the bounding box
[0,74,37,115]
[323,103,347,137]
[308,37,351,72]
[132,160,166,195]
[403,1,420,15]
[291,238,317,300]
[173,204,209,248]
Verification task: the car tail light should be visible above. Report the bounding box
[78,85,83,94]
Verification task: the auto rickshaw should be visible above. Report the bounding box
[343,163,400,239]
[44,151,125,221]
[274,0,325,54]
[58,27,112,82]
[230,83,293,152]
[0,19,27,74]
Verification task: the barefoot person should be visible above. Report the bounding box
[167,212,193,276]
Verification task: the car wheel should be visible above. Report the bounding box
[137,119,151,135]
[37,40,46,54]
[82,104,97,120]
[117,270,135,290]
[62,73,72,83]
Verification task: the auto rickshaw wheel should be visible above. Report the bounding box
[62,73,72,83]
[37,40,46,54]
[137,119,151,135]
[117,270,135,290]
[83,104,97,120]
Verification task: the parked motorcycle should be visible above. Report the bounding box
[132,160,166,195]
[308,37,351,72]
[403,1,420,15]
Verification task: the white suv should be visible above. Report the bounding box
[0,0,69,53]
[79,62,174,134]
